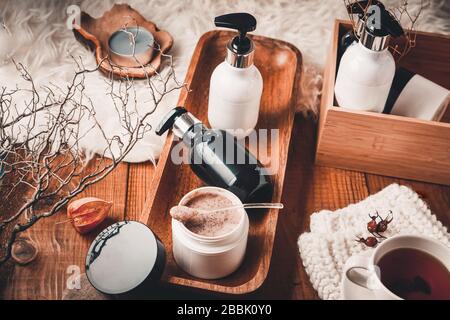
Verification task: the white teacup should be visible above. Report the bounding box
[342,234,450,300]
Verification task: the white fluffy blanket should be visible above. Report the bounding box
[1,0,448,162]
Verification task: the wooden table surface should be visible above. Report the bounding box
[1,114,449,300]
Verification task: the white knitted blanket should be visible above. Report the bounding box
[297,184,450,300]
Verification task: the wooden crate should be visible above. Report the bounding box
[316,20,450,185]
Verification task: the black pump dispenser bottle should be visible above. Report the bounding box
[156,107,273,203]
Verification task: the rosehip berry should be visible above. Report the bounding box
[367,216,378,233]
[377,220,388,232]
[356,236,378,247]
[376,210,393,233]
[365,236,378,247]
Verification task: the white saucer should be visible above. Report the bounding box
[341,251,376,300]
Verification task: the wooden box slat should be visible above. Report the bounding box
[139,30,302,294]
[316,20,450,185]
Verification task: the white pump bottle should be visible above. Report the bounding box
[335,41,395,113]
[334,1,404,113]
[208,13,263,140]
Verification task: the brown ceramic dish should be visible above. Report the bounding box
[73,4,173,78]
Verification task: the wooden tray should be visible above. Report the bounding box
[139,31,302,294]
[317,20,450,185]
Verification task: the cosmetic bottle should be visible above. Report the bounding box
[334,0,404,113]
[208,13,263,139]
[156,107,273,203]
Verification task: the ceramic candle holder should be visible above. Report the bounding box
[108,27,154,68]
[73,4,173,78]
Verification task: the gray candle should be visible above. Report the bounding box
[108,27,154,67]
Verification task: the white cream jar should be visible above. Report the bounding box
[171,186,249,279]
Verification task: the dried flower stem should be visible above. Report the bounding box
[0,23,187,265]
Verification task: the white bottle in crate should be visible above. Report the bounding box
[335,1,404,113]
[208,13,263,140]
[335,41,395,113]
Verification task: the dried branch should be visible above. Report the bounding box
[0,21,187,265]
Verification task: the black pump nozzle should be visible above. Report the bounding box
[155,107,187,136]
[347,0,403,38]
[214,13,256,54]
[379,10,403,37]
[346,0,384,15]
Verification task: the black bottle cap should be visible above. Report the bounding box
[341,30,357,51]
[379,9,404,37]
[85,221,165,296]
[346,0,385,15]
[347,0,403,39]
[155,106,187,136]
[214,13,256,54]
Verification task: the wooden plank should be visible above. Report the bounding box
[317,108,450,185]
[1,160,129,300]
[317,19,340,151]
[277,116,369,299]
[125,162,156,221]
[1,117,449,299]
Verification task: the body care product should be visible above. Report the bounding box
[171,187,249,279]
[384,67,449,121]
[208,13,263,139]
[85,221,165,296]
[170,193,242,237]
[156,107,273,203]
[335,1,404,113]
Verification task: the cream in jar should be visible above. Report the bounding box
[171,187,249,279]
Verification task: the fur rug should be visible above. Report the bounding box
[1,0,448,162]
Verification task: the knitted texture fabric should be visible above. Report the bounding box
[298,184,450,300]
